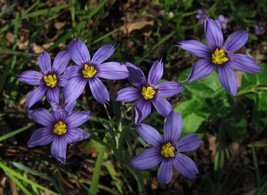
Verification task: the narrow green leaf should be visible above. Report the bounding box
[89,143,105,195]
[0,124,33,142]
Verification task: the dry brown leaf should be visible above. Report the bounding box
[16,37,29,50]
[32,43,44,53]
[6,32,14,44]
[230,142,239,161]
[235,70,244,88]
[207,133,216,157]
[121,19,154,35]
[54,22,65,30]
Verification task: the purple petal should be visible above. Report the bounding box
[135,99,151,124]
[64,128,90,144]
[223,30,248,53]
[52,110,64,121]
[177,134,202,152]
[97,62,129,80]
[152,97,172,117]
[205,18,224,50]
[64,66,80,80]
[125,62,146,87]
[164,111,183,142]
[148,60,163,85]
[49,101,65,113]
[92,44,115,64]
[157,82,184,97]
[51,137,68,164]
[38,52,51,74]
[218,64,238,96]
[178,40,212,58]
[27,127,54,147]
[88,77,109,104]
[65,101,77,114]
[69,39,90,66]
[29,108,54,126]
[63,77,87,105]
[57,76,67,87]
[52,50,70,74]
[228,54,260,73]
[26,85,47,108]
[137,123,163,147]
[173,153,199,180]
[157,160,173,184]
[66,110,91,128]
[115,87,140,102]
[47,87,60,104]
[187,59,215,83]
[130,148,162,170]
[19,70,43,85]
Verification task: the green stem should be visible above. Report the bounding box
[237,88,253,96]
[247,143,267,147]
[251,144,261,187]
[0,123,33,142]
[88,143,105,195]
[253,86,267,91]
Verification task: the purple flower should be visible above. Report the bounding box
[27,104,91,164]
[63,40,129,105]
[115,60,184,124]
[19,51,70,107]
[178,18,260,96]
[131,112,201,184]
[215,15,228,30]
[196,9,208,24]
[255,21,266,35]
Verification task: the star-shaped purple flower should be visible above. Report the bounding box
[63,39,129,105]
[255,21,266,35]
[115,60,184,124]
[178,17,260,96]
[19,51,70,107]
[131,112,202,184]
[27,103,91,164]
[215,15,228,31]
[196,9,208,24]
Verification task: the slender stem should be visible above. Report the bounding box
[88,143,105,195]
[237,88,253,96]
[0,123,33,142]
[104,104,112,121]
[251,144,261,187]
[253,86,267,91]
[247,143,267,147]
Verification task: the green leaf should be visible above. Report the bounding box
[241,63,267,92]
[251,91,267,132]
[178,68,226,100]
[182,113,205,134]
[219,104,247,140]
[174,99,201,117]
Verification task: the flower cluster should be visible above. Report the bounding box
[19,40,129,164]
[19,17,260,185]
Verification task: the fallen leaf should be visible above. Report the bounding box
[121,19,154,35]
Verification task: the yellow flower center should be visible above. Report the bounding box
[53,121,67,135]
[141,86,156,100]
[161,142,175,158]
[82,64,97,79]
[43,74,57,88]
[211,48,229,65]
